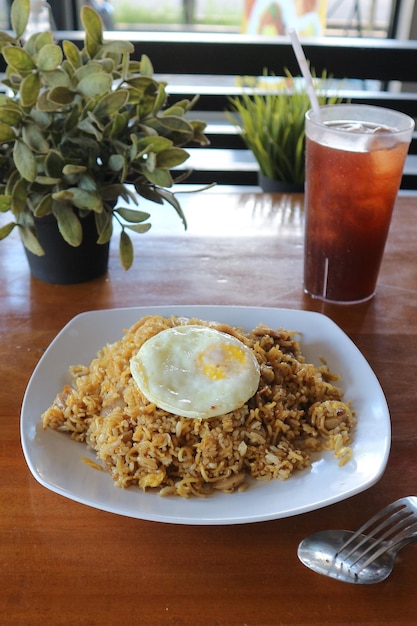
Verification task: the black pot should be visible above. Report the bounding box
[258,173,304,193]
[24,212,110,285]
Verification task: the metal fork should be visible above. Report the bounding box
[297,496,417,583]
[337,496,417,574]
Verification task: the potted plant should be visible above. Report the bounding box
[227,71,340,192]
[0,0,209,283]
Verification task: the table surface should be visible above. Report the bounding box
[1,190,417,626]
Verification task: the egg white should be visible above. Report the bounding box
[130,324,261,419]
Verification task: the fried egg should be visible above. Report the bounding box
[130,324,261,419]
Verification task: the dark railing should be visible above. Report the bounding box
[42,31,417,84]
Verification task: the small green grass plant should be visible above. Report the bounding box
[228,71,342,185]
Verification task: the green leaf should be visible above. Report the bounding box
[22,122,49,153]
[36,90,65,112]
[67,188,103,212]
[190,120,209,145]
[52,190,74,201]
[29,108,50,129]
[0,195,12,212]
[140,54,154,77]
[163,105,186,117]
[78,174,97,192]
[137,136,172,153]
[0,221,16,240]
[37,44,63,72]
[41,68,72,89]
[35,175,62,185]
[126,223,151,234]
[134,182,164,205]
[2,46,36,72]
[48,86,75,105]
[96,58,115,73]
[153,83,167,113]
[127,60,141,74]
[13,140,37,182]
[11,177,27,214]
[19,225,45,255]
[20,71,41,107]
[5,170,19,196]
[147,115,194,145]
[0,121,16,143]
[126,75,158,92]
[95,210,113,244]
[116,207,150,223]
[33,194,53,217]
[0,106,22,126]
[23,33,39,56]
[119,229,133,270]
[144,167,173,187]
[33,31,54,54]
[63,106,79,132]
[156,187,187,229]
[108,113,128,138]
[74,61,104,82]
[156,148,189,169]
[84,34,100,60]
[94,90,129,118]
[53,205,82,246]
[77,118,102,141]
[0,94,10,105]
[63,40,81,69]
[81,5,104,45]
[145,151,156,173]
[77,73,112,98]
[45,150,64,178]
[108,154,124,172]
[99,184,129,202]
[62,164,87,176]
[10,0,30,39]
[101,41,134,55]
[0,32,16,50]
[61,59,74,79]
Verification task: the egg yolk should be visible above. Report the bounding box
[197,343,247,380]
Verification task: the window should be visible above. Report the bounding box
[0,0,401,38]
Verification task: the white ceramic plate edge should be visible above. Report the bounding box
[20,305,391,525]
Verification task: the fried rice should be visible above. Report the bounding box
[41,315,356,497]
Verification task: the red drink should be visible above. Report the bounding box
[304,106,414,303]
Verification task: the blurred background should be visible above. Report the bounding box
[0,0,410,39]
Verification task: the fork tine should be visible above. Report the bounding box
[336,497,413,559]
[353,520,417,575]
[348,513,416,568]
[333,497,417,579]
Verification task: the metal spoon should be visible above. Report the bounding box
[298,497,417,584]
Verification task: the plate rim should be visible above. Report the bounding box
[20,305,391,525]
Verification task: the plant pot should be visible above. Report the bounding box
[258,173,304,193]
[24,212,110,284]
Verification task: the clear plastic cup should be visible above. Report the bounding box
[304,104,414,304]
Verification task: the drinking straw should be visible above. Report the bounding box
[288,28,322,120]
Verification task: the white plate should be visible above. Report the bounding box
[21,306,391,525]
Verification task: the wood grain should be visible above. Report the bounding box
[1,192,417,625]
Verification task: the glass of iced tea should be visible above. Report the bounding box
[304,104,414,304]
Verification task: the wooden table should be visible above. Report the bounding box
[1,190,417,626]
